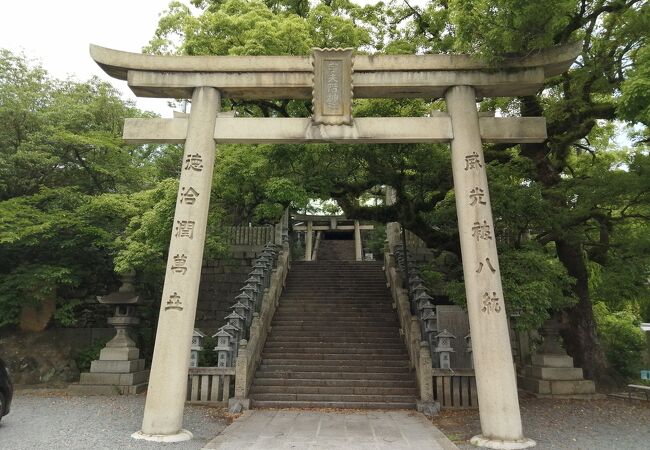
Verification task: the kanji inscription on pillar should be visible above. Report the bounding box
[312,48,353,125]
[464,152,483,171]
[165,292,183,311]
[175,220,195,239]
[481,291,501,314]
[471,220,493,241]
[476,257,496,273]
[170,254,188,274]
[469,187,487,206]
[184,153,204,171]
[180,186,199,204]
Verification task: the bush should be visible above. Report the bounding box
[594,302,646,379]
[198,336,218,367]
[75,337,110,372]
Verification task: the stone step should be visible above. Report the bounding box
[519,377,597,396]
[267,336,402,342]
[266,337,404,344]
[252,378,417,388]
[274,309,394,314]
[79,370,149,386]
[531,354,575,368]
[255,370,412,380]
[251,400,416,410]
[251,392,416,403]
[261,357,409,366]
[263,346,407,354]
[269,325,399,331]
[272,314,397,320]
[279,295,391,299]
[274,308,395,314]
[268,330,401,337]
[527,366,586,381]
[68,382,148,396]
[258,364,411,373]
[250,385,418,396]
[279,300,392,304]
[90,359,145,374]
[272,317,398,322]
[262,352,408,361]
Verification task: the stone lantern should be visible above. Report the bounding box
[235,291,255,313]
[240,283,259,310]
[409,274,424,288]
[257,255,273,269]
[421,309,438,357]
[244,275,264,300]
[230,301,251,326]
[220,322,241,346]
[72,272,149,394]
[465,333,474,369]
[225,311,246,331]
[190,329,205,368]
[213,329,234,367]
[415,291,435,318]
[422,309,437,334]
[250,267,267,287]
[411,282,427,298]
[245,274,263,287]
[434,329,456,369]
[253,259,270,272]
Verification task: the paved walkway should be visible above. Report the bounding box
[203,410,459,450]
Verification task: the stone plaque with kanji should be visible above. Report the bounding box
[312,48,353,125]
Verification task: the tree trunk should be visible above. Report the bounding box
[555,239,614,386]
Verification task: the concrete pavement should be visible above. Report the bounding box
[203,409,459,450]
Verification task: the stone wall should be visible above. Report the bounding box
[0,327,114,386]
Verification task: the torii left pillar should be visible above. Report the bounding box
[132,87,219,442]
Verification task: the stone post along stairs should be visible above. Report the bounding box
[249,238,418,409]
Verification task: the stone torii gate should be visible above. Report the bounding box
[91,43,579,448]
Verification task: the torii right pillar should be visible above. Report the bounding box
[446,85,536,449]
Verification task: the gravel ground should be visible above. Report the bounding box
[2,391,649,450]
[433,396,650,450]
[0,390,230,450]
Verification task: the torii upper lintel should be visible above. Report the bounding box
[90,42,581,100]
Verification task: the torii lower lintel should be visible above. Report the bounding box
[122,115,547,145]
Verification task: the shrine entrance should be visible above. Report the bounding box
[91,42,580,449]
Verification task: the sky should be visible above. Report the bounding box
[0,0,403,117]
[1,0,179,116]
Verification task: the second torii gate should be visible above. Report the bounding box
[91,42,580,449]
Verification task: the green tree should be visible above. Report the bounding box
[0,50,166,329]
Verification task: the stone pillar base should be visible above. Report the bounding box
[131,429,193,443]
[416,400,440,417]
[470,435,536,449]
[519,353,596,398]
[228,397,250,412]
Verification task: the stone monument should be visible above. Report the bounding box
[71,273,149,395]
[519,317,596,397]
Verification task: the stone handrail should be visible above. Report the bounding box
[384,250,434,405]
[311,231,322,261]
[232,242,290,407]
[187,367,236,404]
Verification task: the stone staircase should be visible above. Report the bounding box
[316,237,355,261]
[250,239,417,409]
